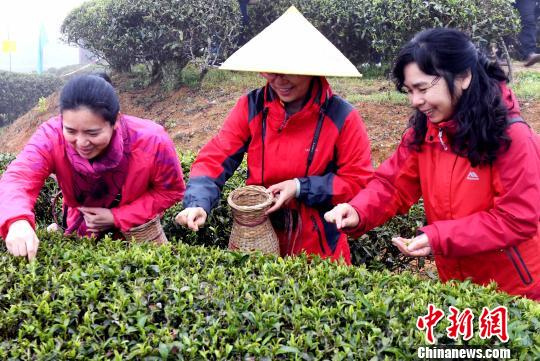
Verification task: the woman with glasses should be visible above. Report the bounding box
[0,74,186,260]
[175,7,374,263]
[325,28,540,299]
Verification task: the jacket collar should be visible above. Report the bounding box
[424,118,458,150]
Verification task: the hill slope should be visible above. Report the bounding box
[1,71,539,166]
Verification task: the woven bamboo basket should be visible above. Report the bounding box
[122,215,168,244]
[227,185,280,255]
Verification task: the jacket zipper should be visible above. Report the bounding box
[505,246,533,285]
[438,128,448,150]
[311,215,326,254]
[278,113,289,133]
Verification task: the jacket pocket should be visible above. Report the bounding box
[505,246,534,285]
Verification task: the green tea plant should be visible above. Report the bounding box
[60,0,519,82]
[1,151,424,271]
[61,0,241,82]
[245,0,519,64]
[0,231,538,359]
[0,71,63,126]
[0,153,61,227]
[36,97,48,114]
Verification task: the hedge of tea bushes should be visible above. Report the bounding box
[1,151,423,271]
[0,231,538,359]
[0,71,63,126]
[163,152,426,272]
[0,153,62,227]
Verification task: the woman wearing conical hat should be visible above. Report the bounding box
[175,7,373,263]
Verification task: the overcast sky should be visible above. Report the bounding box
[0,0,87,73]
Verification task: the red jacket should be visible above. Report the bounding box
[348,86,540,299]
[184,77,373,263]
[0,115,185,238]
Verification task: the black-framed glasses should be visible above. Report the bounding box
[427,76,441,90]
[260,72,297,81]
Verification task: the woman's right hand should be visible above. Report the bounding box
[5,220,40,260]
[324,203,360,230]
[175,207,207,231]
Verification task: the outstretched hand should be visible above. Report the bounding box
[5,220,40,261]
[175,207,207,231]
[391,233,431,257]
[324,203,360,230]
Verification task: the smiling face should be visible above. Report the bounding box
[261,73,313,112]
[403,62,471,124]
[403,62,455,123]
[62,107,115,160]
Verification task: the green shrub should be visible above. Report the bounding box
[60,0,519,80]
[0,154,60,227]
[0,232,538,359]
[162,152,246,251]
[0,71,63,126]
[247,0,519,64]
[61,0,241,81]
[0,153,14,171]
[1,150,422,271]
[165,152,426,271]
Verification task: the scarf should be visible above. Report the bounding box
[64,116,130,236]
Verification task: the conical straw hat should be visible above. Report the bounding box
[220,6,361,77]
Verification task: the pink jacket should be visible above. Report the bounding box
[0,114,185,238]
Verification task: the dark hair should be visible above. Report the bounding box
[93,72,113,85]
[60,74,119,125]
[392,28,510,167]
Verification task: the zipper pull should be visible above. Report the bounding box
[438,128,448,151]
[278,113,289,133]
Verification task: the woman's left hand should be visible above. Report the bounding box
[79,207,115,233]
[266,179,298,214]
[392,233,432,257]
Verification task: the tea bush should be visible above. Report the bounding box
[61,0,241,83]
[247,0,519,64]
[60,0,519,83]
[0,154,60,228]
[0,231,538,359]
[0,71,63,126]
[163,152,424,271]
[1,151,422,271]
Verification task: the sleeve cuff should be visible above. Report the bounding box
[420,224,442,255]
[297,177,309,200]
[111,208,123,230]
[1,215,36,240]
[294,178,301,198]
[182,200,213,215]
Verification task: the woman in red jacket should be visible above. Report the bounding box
[325,28,540,299]
[176,7,374,263]
[0,74,185,260]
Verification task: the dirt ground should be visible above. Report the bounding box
[2,75,539,165]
